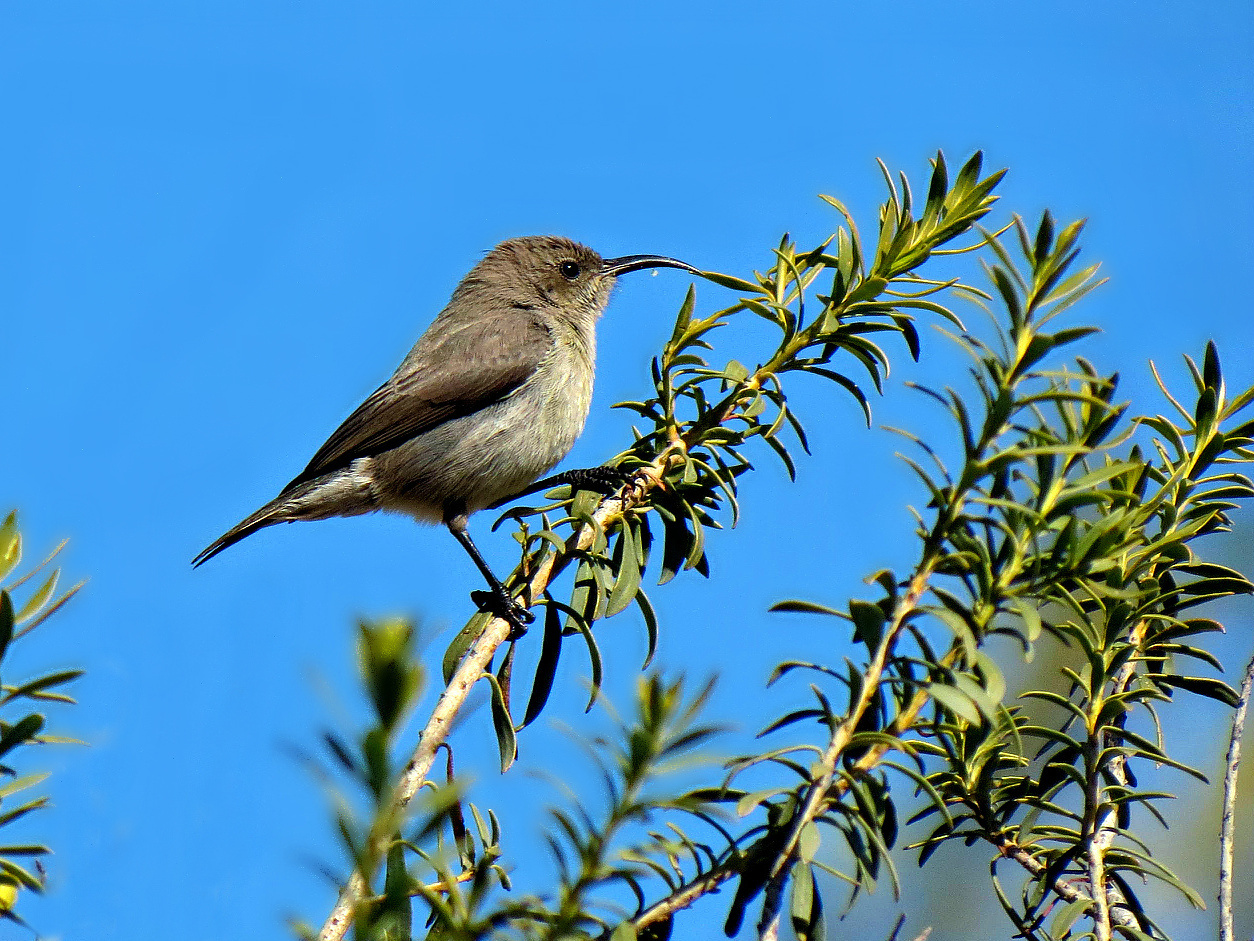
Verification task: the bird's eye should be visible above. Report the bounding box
[558,261,581,280]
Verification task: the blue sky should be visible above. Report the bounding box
[3,3,1253,939]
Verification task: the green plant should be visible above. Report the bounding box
[0,511,84,925]
[305,155,1254,941]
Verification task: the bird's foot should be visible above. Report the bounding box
[471,588,535,639]
[488,465,635,511]
[547,465,633,495]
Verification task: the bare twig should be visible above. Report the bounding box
[1220,647,1254,941]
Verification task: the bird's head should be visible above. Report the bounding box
[468,236,697,324]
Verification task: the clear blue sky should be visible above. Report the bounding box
[3,3,1252,939]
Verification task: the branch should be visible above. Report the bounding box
[318,460,670,941]
[766,570,932,884]
[634,574,950,933]
[316,154,1007,938]
[1084,620,1147,938]
[1220,647,1254,941]
[991,833,1090,908]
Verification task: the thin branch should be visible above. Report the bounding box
[317,162,1005,939]
[633,863,738,929]
[765,569,932,884]
[1082,620,1146,937]
[990,832,1092,907]
[317,460,671,941]
[1220,647,1254,941]
[633,575,949,934]
[1084,736,1112,941]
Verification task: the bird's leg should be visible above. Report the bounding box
[444,506,534,638]
[489,465,632,508]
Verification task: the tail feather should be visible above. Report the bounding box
[192,501,287,567]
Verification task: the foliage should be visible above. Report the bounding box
[308,154,1254,941]
[300,623,726,941]
[455,151,1004,761]
[0,512,83,926]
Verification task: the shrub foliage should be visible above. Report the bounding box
[304,154,1253,941]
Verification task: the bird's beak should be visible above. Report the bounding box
[601,254,700,277]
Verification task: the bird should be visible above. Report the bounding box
[193,235,697,634]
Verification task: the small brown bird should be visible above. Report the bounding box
[194,236,696,632]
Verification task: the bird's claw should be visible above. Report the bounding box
[556,464,633,495]
[471,588,535,638]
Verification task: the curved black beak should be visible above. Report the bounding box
[601,254,700,277]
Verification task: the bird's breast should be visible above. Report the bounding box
[370,330,596,518]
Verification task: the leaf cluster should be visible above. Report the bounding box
[0,512,83,925]
[306,643,731,941]
[454,152,1007,771]
[681,216,1254,940]
[309,155,1254,941]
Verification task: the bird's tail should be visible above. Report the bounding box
[192,500,288,567]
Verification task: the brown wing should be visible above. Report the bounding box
[281,312,552,493]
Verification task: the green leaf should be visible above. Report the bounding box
[0,858,43,890]
[789,864,826,941]
[1157,674,1239,706]
[1195,387,1218,429]
[635,588,660,669]
[1032,211,1055,264]
[1202,340,1222,391]
[0,843,49,857]
[605,523,642,618]
[735,786,791,817]
[1008,598,1043,646]
[764,432,798,481]
[13,572,58,625]
[0,799,48,830]
[568,616,603,713]
[1,670,84,706]
[796,821,821,863]
[667,284,696,346]
[657,514,692,586]
[521,602,563,728]
[0,513,19,582]
[700,271,761,294]
[0,715,44,759]
[375,840,413,941]
[442,612,490,685]
[682,501,708,571]
[566,559,603,632]
[481,671,517,773]
[801,366,872,426]
[950,673,998,721]
[927,684,981,725]
[0,593,13,663]
[925,604,978,658]
[0,774,48,801]
[1049,897,1090,937]
[770,599,843,616]
[849,599,885,648]
[358,619,420,732]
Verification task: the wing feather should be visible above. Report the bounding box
[281,312,552,492]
